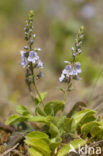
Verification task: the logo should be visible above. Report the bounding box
[69,144,101,155]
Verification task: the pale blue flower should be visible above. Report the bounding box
[38,60,43,68]
[72,47,75,51]
[75,63,81,73]
[59,62,82,82]
[65,65,71,70]
[37,48,41,51]
[78,48,82,54]
[33,34,36,38]
[28,51,39,64]
[59,74,65,82]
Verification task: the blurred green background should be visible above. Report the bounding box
[0,0,103,120]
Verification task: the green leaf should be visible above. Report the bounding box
[81,121,103,139]
[25,131,51,156]
[57,116,67,135]
[29,147,43,156]
[64,118,77,133]
[67,101,86,117]
[35,106,46,116]
[50,137,62,150]
[26,131,50,143]
[5,114,23,125]
[28,115,51,124]
[25,139,51,156]
[57,139,86,156]
[16,104,31,115]
[34,92,47,105]
[59,88,65,93]
[44,100,65,115]
[49,123,59,138]
[6,114,50,126]
[71,109,96,130]
[91,125,103,139]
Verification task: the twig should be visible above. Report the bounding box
[0,143,19,156]
[12,149,23,156]
[89,139,103,147]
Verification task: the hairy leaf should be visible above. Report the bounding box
[5,114,28,125]
[26,131,50,143]
[16,104,31,115]
[34,92,47,105]
[29,147,43,156]
[71,109,96,130]
[44,100,65,115]
[49,123,60,138]
[81,121,103,139]
[50,137,62,150]
[57,139,86,156]
[25,131,51,156]
[35,106,46,116]
[28,115,51,124]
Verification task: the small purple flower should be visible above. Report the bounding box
[37,48,41,51]
[28,51,39,64]
[63,69,69,77]
[75,63,81,73]
[75,42,79,47]
[20,50,27,68]
[78,48,82,54]
[31,39,34,44]
[65,65,71,70]
[35,48,42,52]
[71,68,78,75]
[33,34,36,38]
[59,62,82,82]
[59,74,65,82]
[38,60,43,68]
[72,47,75,51]
[72,53,76,57]
[24,46,28,50]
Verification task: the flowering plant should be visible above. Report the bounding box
[5,11,103,156]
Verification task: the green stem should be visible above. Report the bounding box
[27,84,35,101]
[64,85,69,104]
[64,78,72,104]
[30,63,44,107]
[33,80,44,107]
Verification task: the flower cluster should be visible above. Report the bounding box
[59,26,84,83]
[72,26,84,61]
[59,61,81,82]
[20,11,43,84]
[20,50,43,69]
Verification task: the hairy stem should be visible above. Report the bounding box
[64,78,71,104]
[33,80,44,106]
[30,63,44,107]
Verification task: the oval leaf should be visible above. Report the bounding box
[44,100,64,115]
[57,139,86,156]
